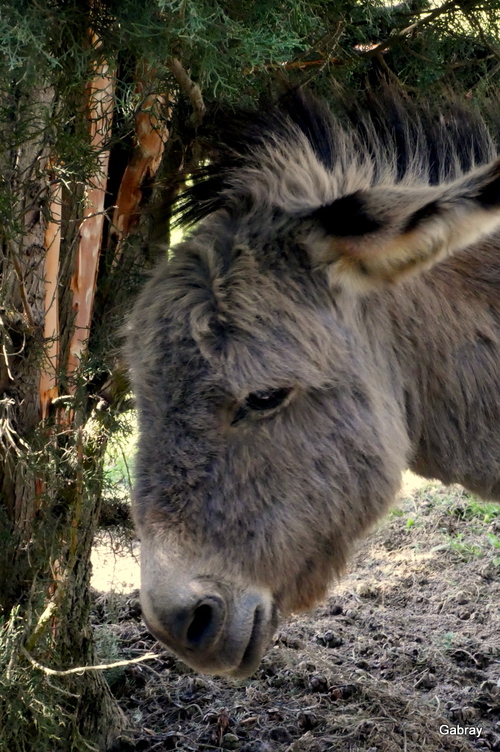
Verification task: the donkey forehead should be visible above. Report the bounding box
[165,299,345,400]
[135,237,348,396]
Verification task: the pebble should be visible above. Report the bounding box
[316,630,343,648]
[415,672,437,690]
[297,711,319,730]
[222,733,240,749]
[309,675,329,693]
[268,726,293,744]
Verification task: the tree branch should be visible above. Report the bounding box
[167,57,205,127]
[7,241,36,330]
[22,646,170,676]
[358,0,479,58]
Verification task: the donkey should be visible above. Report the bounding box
[126,91,500,678]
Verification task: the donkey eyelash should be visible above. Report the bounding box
[230,387,292,426]
[245,388,292,411]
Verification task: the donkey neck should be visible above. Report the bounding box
[379,241,500,496]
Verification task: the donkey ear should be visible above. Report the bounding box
[308,157,500,289]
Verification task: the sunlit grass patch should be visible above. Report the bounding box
[388,475,500,568]
[102,412,137,505]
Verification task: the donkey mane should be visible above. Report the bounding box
[176,90,499,231]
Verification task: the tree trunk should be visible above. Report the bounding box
[0,79,127,752]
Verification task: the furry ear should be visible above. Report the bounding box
[306,157,500,289]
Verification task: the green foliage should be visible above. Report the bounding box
[94,625,124,687]
[488,533,500,549]
[110,0,322,96]
[0,399,130,750]
[487,533,500,566]
[439,631,457,651]
[456,498,500,523]
[103,416,135,492]
[0,0,498,257]
[2,0,497,136]
[0,609,100,752]
[100,413,136,530]
[443,532,483,561]
[430,491,500,562]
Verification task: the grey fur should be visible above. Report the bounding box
[126,93,500,677]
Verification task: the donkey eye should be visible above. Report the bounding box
[245,388,291,412]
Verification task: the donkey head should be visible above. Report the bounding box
[127,93,500,676]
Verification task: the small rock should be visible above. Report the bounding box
[222,733,240,749]
[277,634,303,649]
[356,659,370,670]
[297,711,319,730]
[309,675,329,693]
[316,630,343,648]
[330,682,357,701]
[415,672,437,690]
[357,583,379,598]
[297,661,316,672]
[461,706,480,722]
[481,679,500,695]
[268,727,293,744]
[193,677,209,689]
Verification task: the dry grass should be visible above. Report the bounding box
[90,475,500,751]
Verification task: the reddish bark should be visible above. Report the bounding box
[67,53,114,386]
[40,177,62,420]
[110,84,169,262]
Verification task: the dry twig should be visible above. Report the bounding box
[22,646,170,676]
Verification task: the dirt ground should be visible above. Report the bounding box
[91,474,500,752]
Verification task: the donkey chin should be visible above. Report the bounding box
[139,546,279,678]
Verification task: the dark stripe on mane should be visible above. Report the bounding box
[175,90,336,227]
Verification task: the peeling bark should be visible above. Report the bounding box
[40,175,62,420]
[67,53,114,385]
[110,71,169,265]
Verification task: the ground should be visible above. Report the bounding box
[91,474,500,752]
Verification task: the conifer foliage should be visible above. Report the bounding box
[0,1,498,749]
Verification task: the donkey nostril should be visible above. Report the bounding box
[186,603,214,645]
[149,594,226,652]
[174,595,225,650]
